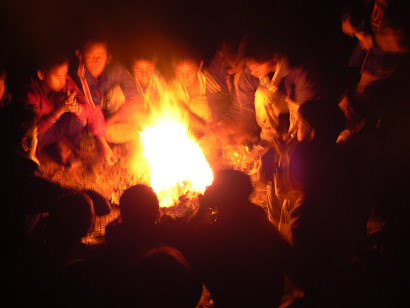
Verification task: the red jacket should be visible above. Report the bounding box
[25,76,106,137]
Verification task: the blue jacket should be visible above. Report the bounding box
[72,61,142,114]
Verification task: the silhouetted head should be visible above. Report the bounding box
[136,245,203,308]
[83,189,111,216]
[0,102,39,160]
[46,191,95,245]
[204,169,253,213]
[119,184,160,227]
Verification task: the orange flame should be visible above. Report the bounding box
[138,88,213,207]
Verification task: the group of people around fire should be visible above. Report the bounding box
[1,0,409,306]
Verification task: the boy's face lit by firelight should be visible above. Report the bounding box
[41,63,68,92]
[174,60,200,88]
[83,43,108,78]
[133,59,156,86]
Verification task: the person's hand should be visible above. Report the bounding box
[102,144,117,166]
[95,136,118,166]
[259,75,278,94]
[356,32,373,50]
[336,129,352,143]
[66,91,80,113]
[56,91,79,114]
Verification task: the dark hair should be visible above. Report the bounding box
[207,169,254,204]
[171,54,203,68]
[79,38,108,55]
[37,54,69,73]
[83,189,111,216]
[341,1,372,32]
[217,32,245,63]
[0,102,39,150]
[137,246,203,307]
[242,29,281,63]
[119,184,159,225]
[131,39,158,63]
[128,43,158,76]
[132,53,157,65]
[169,39,204,68]
[46,191,95,243]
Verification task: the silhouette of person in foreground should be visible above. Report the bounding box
[189,169,294,307]
[104,184,162,258]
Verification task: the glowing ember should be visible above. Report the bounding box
[139,95,213,207]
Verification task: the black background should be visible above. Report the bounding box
[0,0,355,93]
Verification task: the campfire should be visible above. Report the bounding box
[137,90,214,208]
[39,81,266,242]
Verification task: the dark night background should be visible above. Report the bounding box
[0,0,355,95]
[1,2,410,306]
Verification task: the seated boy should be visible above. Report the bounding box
[72,39,143,144]
[204,36,263,146]
[24,54,116,166]
[170,44,247,132]
[170,52,212,134]
[204,37,246,123]
[240,30,320,144]
[169,51,226,168]
[131,48,166,115]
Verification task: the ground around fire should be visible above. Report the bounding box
[38,132,269,308]
[38,132,383,307]
[39,132,267,241]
